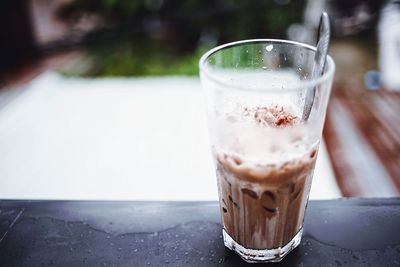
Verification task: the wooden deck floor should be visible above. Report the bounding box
[323,37,400,197]
[324,83,400,197]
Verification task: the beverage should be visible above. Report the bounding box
[199,39,334,262]
[214,105,318,252]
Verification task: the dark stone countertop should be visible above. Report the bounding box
[0,198,399,266]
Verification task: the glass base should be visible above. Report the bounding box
[222,227,303,263]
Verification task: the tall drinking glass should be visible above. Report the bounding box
[199,39,335,262]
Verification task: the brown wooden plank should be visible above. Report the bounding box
[331,84,400,193]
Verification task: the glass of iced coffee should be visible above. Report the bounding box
[199,39,335,262]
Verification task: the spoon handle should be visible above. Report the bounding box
[302,12,331,121]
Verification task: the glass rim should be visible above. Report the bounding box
[199,39,335,92]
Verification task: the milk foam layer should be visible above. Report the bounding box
[213,104,318,164]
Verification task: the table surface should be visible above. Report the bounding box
[0,198,399,266]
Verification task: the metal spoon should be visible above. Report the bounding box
[302,12,331,121]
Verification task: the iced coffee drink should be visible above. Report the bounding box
[199,39,335,262]
[215,106,318,253]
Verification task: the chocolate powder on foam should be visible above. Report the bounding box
[244,105,299,127]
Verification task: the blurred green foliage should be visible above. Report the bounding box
[66,43,209,77]
[58,0,305,77]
